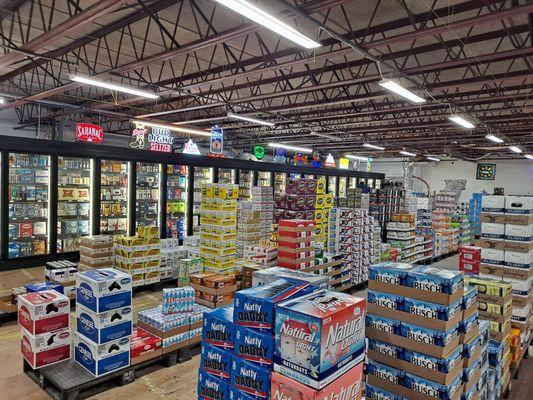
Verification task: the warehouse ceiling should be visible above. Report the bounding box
[0,0,531,159]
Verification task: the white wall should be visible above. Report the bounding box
[420,160,533,202]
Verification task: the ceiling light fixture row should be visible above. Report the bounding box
[227,112,275,127]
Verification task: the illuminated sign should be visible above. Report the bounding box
[183,139,201,155]
[148,127,173,152]
[339,157,350,169]
[210,125,224,154]
[324,153,336,168]
[253,145,265,160]
[130,122,147,149]
[76,123,104,143]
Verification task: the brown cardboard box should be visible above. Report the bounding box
[369,279,464,306]
[504,240,533,252]
[463,363,481,392]
[479,264,532,280]
[195,297,234,309]
[136,321,189,339]
[462,302,478,320]
[366,375,463,400]
[481,214,507,224]
[478,307,512,324]
[463,336,482,368]
[512,294,532,308]
[367,303,462,332]
[190,282,237,296]
[477,292,512,306]
[366,326,460,359]
[505,214,533,225]
[460,324,479,344]
[367,350,463,385]
[475,239,506,250]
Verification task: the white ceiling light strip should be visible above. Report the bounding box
[448,115,475,129]
[227,112,275,127]
[399,150,417,157]
[72,76,159,99]
[379,79,425,103]
[268,143,312,153]
[363,143,385,150]
[132,120,211,137]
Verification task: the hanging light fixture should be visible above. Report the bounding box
[227,112,275,127]
[378,79,425,103]
[72,76,159,99]
[268,143,312,153]
[363,143,385,150]
[448,115,475,129]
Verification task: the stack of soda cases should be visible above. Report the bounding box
[277,219,316,270]
[251,186,274,241]
[74,268,133,376]
[465,276,513,397]
[18,289,72,369]
[199,183,239,276]
[236,202,261,258]
[197,278,318,400]
[327,208,372,287]
[370,217,382,265]
[459,246,481,275]
[365,262,485,400]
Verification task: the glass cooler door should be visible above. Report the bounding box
[193,166,213,234]
[8,152,50,258]
[167,164,188,239]
[57,156,92,253]
[257,171,271,187]
[239,169,253,201]
[136,162,161,229]
[100,160,129,235]
[218,168,235,184]
[339,177,347,197]
[274,172,286,194]
[328,176,337,195]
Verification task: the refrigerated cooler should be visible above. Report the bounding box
[274,172,286,194]
[218,168,235,184]
[257,171,271,187]
[57,156,91,253]
[193,166,213,233]
[328,176,337,195]
[339,177,347,197]
[100,160,129,235]
[8,153,50,258]
[167,164,188,239]
[349,177,357,189]
[136,162,161,229]
[239,169,253,200]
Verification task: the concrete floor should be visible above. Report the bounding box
[0,256,531,399]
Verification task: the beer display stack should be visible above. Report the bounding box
[74,268,133,376]
[459,245,481,275]
[370,217,382,265]
[387,213,433,264]
[277,219,316,270]
[78,235,114,271]
[199,183,239,276]
[236,201,260,258]
[477,194,533,373]
[465,276,513,398]
[327,207,373,288]
[252,186,274,242]
[365,262,488,400]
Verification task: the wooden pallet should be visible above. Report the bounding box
[23,342,200,400]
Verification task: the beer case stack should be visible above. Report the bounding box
[365,262,486,400]
[477,195,533,363]
[328,208,374,287]
[199,183,239,276]
[252,186,274,241]
[236,202,260,258]
[277,219,316,270]
[370,217,382,265]
[465,276,513,397]
[74,268,133,376]
[159,238,189,280]
[387,213,434,264]
[18,290,72,369]
[189,272,237,308]
[114,226,161,287]
[78,235,114,271]
[459,245,481,276]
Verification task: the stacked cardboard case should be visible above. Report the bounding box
[252,186,274,241]
[365,262,489,400]
[277,219,316,270]
[78,235,114,271]
[200,183,239,275]
[236,202,260,258]
[477,195,533,353]
[74,268,133,376]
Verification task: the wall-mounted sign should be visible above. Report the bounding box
[311,151,321,168]
[148,127,173,152]
[476,163,496,180]
[339,157,350,169]
[183,139,201,155]
[253,145,265,160]
[76,123,104,143]
[130,122,147,149]
[324,153,336,168]
[273,147,287,164]
[210,125,224,154]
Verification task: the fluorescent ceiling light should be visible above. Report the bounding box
[311,131,341,141]
[426,156,440,162]
[400,150,417,157]
[525,154,533,160]
[227,112,275,127]
[72,76,159,99]
[363,143,385,151]
[448,115,475,129]
[345,155,368,161]
[509,146,522,154]
[132,120,211,137]
[485,134,504,144]
[379,79,425,103]
[268,143,312,153]
[215,0,321,49]
[0,97,4,104]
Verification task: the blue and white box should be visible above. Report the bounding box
[76,268,132,313]
[367,338,403,360]
[74,333,130,377]
[403,345,463,374]
[462,285,478,311]
[368,290,402,310]
[405,370,462,400]
[366,314,402,335]
[25,281,64,294]
[406,267,463,295]
[369,262,416,286]
[366,359,405,386]
[459,312,478,334]
[252,267,329,290]
[198,368,229,400]
[400,321,458,347]
[234,325,274,366]
[202,306,235,349]
[137,306,190,333]
[76,304,132,344]
[200,343,232,380]
[229,385,261,400]
[230,356,271,399]
[402,297,462,321]
[234,279,316,330]
[366,384,408,400]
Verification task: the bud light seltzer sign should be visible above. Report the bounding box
[210,125,224,154]
[148,127,174,152]
[76,123,104,143]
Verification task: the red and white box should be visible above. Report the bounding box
[459,246,481,262]
[18,290,70,335]
[130,328,162,365]
[278,219,315,238]
[21,327,71,369]
[459,259,479,275]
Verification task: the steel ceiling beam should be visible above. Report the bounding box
[0,0,27,20]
